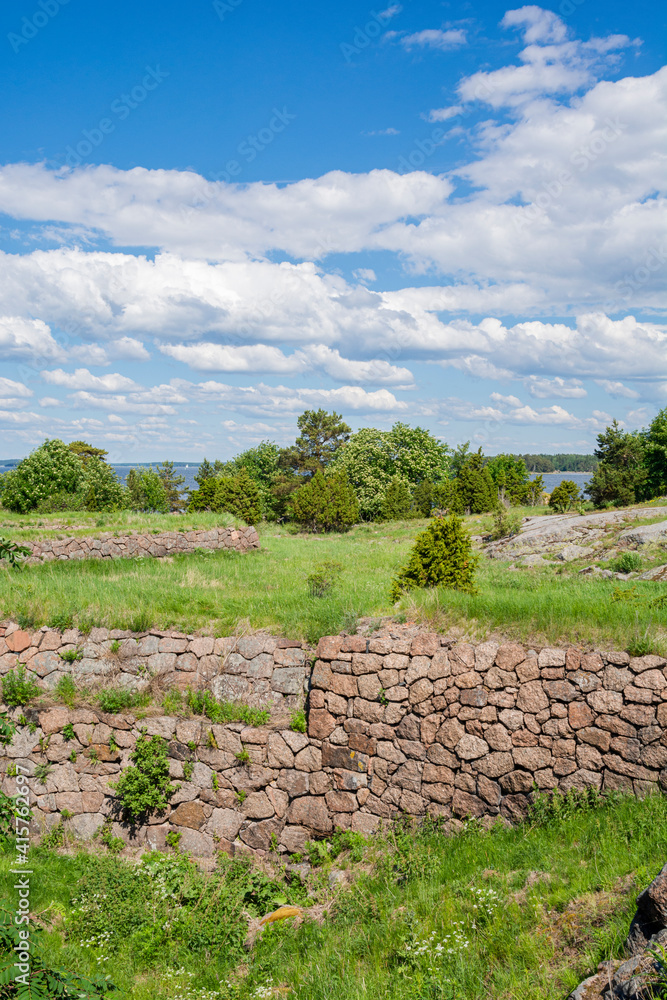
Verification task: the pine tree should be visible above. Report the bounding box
[455,449,497,513]
[157,461,186,512]
[390,515,479,601]
[280,409,351,478]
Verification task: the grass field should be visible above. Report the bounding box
[2,792,665,999]
[0,508,237,542]
[0,511,666,651]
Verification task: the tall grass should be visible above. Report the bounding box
[1,518,664,648]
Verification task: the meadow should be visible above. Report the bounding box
[0,508,665,652]
[2,792,666,999]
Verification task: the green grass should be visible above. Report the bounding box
[1,515,665,649]
[2,793,666,999]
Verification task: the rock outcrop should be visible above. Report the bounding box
[567,864,667,999]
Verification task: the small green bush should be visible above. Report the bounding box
[610,551,643,574]
[55,675,78,707]
[289,708,307,733]
[380,475,414,521]
[111,732,176,822]
[60,648,83,663]
[390,514,479,601]
[306,560,343,597]
[490,507,522,540]
[1,665,39,707]
[549,480,582,512]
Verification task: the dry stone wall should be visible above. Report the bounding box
[23,524,259,563]
[0,623,310,709]
[1,628,666,857]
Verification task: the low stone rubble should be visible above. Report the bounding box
[21,524,259,564]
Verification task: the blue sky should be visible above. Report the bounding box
[0,0,664,460]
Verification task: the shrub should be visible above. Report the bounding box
[306,560,343,597]
[0,438,84,513]
[455,449,498,513]
[216,466,262,524]
[610,551,643,574]
[380,475,414,521]
[187,477,219,512]
[80,457,127,511]
[390,514,479,601]
[490,507,522,540]
[289,469,359,532]
[60,648,83,663]
[549,480,582,512]
[0,897,117,997]
[126,467,169,513]
[1,665,39,706]
[56,676,79,708]
[111,732,176,821]
[0,537,31,568]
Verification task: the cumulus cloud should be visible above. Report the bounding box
[438,394,609,429]
[159,342,414,386]
[458,8,632,107]
[41,368,143,392]
[177,379,406,416]
[0,377,32,398]
[595,379,641,399]
[524,376,587,398]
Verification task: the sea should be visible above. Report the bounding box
[531,472,592,494]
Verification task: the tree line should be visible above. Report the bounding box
[1,408,665,529]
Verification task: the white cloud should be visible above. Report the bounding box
[0,377,32,398]
[353,268,376,283]
[490,392,523,407]
[525,376,587,398]
[159,342,414,386]
[379,4,402,19]
[426,105,463,122]
[178,379,406,416]
[0,316,63,364]
[41,368,143,392]
[363,128,400,136]
[438,395,609,429]
[401,29,467,51]
[502,6,568,44]
[595,379,641,399]
[458,9,632,108]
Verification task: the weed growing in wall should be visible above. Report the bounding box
[1,664,39,706]
[111,731,176,822]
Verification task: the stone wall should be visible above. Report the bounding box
[23,524,259,564]
[2,631,666,857]
[0,623,310,709]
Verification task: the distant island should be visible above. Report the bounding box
[516,453,598,473]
